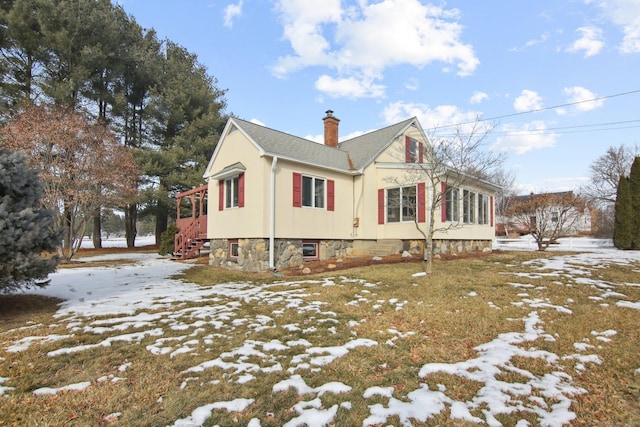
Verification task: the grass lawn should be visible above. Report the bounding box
[0,249,639,426]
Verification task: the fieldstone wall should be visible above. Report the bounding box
[209,238,353,272]
[209,238,270,272]
[209,238,491,272]
[274,239,353,270]
[432,239,492,257]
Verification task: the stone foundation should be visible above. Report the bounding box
[209,238,492,272]
[209,238,353,272]
[432,239,493,256]
[209,238,271,272]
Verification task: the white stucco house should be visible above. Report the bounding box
[184,111,498,271]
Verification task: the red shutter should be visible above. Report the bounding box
[238,173,245,208]
[405,136,411,163]
[293,172,302,207]
[218,180,224,211]
[418,142,424,163]
[441,182,447,222]
[417,182,425,223]
[327,179,334,211]
[378,189,385,224]
[490,195,494,227]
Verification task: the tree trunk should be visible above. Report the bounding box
[125,203,137,247]
[63,205,73,260]
[155,199,169,246]
[92,207,102,249]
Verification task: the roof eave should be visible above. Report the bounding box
[260,152,361,176]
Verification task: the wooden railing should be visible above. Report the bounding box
[173,184,208,260]
[173,215,207,260]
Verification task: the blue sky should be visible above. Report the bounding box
[117,0,640,193]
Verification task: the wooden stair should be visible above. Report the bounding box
[173,216,208,260]
[173,184,208,261]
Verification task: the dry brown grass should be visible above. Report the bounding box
[0,249,638,426]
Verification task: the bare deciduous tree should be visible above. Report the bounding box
[583,144,638,204]
[490,168,517,236]
[0,103,137,259]
[388,118,504,274]
[581,144,638,237]
[506,192,588,251]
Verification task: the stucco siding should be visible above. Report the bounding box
[206,130,267,239]
[272,159,355,239]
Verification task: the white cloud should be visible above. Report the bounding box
[516,176,589,194]
[272,0,479,99]
[510,32,551,52]
[404,78,420,91]
[491,121,558,155]
[563,86,604,112]
[470,91,489,104]
[223,1,244,28]
[513,90,543,112]
[249,118,266,126]
[315,74,386,99]
[526,32,551,48]
[382,101,480,134]
[566,26,604,57]
[593,0,640,53]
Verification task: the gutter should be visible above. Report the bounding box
[269,156,278,270]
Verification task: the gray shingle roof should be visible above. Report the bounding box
[232,118,351,172]
[232,116,418,174]
[338,118,416,170]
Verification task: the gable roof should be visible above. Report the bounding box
[204,116,424,178]
[338,117,419,170]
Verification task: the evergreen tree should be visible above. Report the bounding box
[143,41,227,244]
[628,157,640,249]
[613,174,633,249]
[1,1,228,249]
[0,149,60,292]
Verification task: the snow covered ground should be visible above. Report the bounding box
[2,236,640,425]
[80,234,156,248]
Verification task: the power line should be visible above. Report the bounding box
[434,89,640,130]
[433,119,640,137]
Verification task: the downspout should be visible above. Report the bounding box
[269,156,278,270]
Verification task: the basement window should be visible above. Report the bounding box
[302,241,319,259]
[229,239,239,258]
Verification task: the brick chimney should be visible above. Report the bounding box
[323,110,340,148]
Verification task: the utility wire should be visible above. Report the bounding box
[433,89,640,130]
[433,119,640,137]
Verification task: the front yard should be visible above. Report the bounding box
[0,247,639,426]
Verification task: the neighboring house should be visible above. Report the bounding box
[497,191,593,237]
[201,111,498,272]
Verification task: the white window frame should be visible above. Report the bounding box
[387,185,417,223]
[463,189,476,224]
[446,186,460,222]
[407,138,419,163]
[302,241,319,259]
[229,239,239,258]
[302,175,325,208]
[225,176,239,209]
[478,194,489,225]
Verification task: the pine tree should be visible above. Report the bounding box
[628,157,640,249]
[613,174,633,249]
[0,149,60,291]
